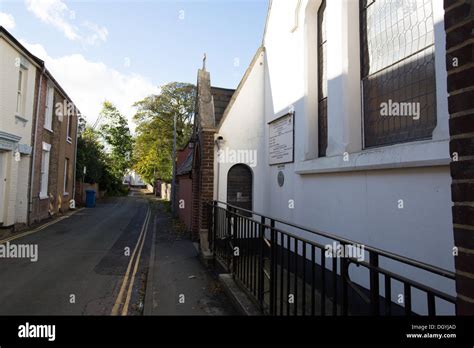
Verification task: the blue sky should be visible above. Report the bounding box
[0,0,268,128]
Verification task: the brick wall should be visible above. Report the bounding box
[30,75,78,224]
[191,142,201,238]
[200,130,215,231]
[54,92,77,213]
[177,175,192,231]
[190,130,216,239]
[444,0,474,315]
[30,73,49,223]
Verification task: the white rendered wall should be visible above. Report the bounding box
[215,50,266,214]
[216,0,455,314]
[0,38,36,146]
[0,37,37,225]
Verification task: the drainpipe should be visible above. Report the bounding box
[171,112,177,217]
[28,66,45,224]
[72,112,78,205]
[216,145,220,201]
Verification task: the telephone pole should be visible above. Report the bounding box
[171,112,177,217]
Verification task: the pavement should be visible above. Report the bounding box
[144,199,237,315]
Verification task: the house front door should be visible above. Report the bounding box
[0,152,5,224]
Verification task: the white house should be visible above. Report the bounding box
[0,27,42,228]
[123,170,146,187]
[213,0,454,314]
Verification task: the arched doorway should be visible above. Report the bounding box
[226,164,253,213]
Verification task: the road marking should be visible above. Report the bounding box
[0,208,84,245]
[121,207,151,315]
[143,214,157,315]
[111,206,151,316]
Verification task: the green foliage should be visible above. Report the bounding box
[75,127,105,185]
[132,82,195,184]
[77,115,87,135]
[99,101,133,180]
[76,126,128,197]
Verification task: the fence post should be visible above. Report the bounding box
[232,207,238,277]
[369,251,380,315]
[340,243,349,315]
[269,219,276,315]
[227,207,232,273]
[212,202,217,251]
[207,203,212,251]
[212,202,217,268]
[258,216,265,311]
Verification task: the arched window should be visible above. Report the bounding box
[317,0,327,157]
[360,0,437,147]
[226,164,253,214]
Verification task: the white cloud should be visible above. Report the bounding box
[25,0,79,40]
[21,40,159,132]
[25,0,108,45]
[0,12,16,29]
[82,21,108,46]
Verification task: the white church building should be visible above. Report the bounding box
[211,0,455,315]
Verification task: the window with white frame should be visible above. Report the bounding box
[44,85,54,131]
[16,68,27,116]
[360,0,437,148]
[40,142,51,199]
[63,158,69,195]
[317,0,327,157]
[66,113,72,142]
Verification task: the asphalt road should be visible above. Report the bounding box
[0,194,151,315]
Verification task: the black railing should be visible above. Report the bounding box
[207,201,456,316]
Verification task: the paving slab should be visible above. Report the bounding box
[144,202,237,316]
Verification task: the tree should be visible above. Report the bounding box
[76,125,127,195]
[75,127,104,184]
[77,114,87,135]
[132,82,195,184]
[99,101,133,180]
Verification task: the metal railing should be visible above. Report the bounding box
[207,200,456,316]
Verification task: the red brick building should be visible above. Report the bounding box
[176,141,193,232]
[29,69,79,224]
[445,0,474,315]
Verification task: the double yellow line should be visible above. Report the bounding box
[111,206,151,316]
[0,213,75,245]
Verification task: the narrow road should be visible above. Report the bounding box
[0,193,152,315]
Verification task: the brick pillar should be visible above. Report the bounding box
[445,0,474,314]
[199,131,215,231]
[190,130,215,242]
[197,130,215,254]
